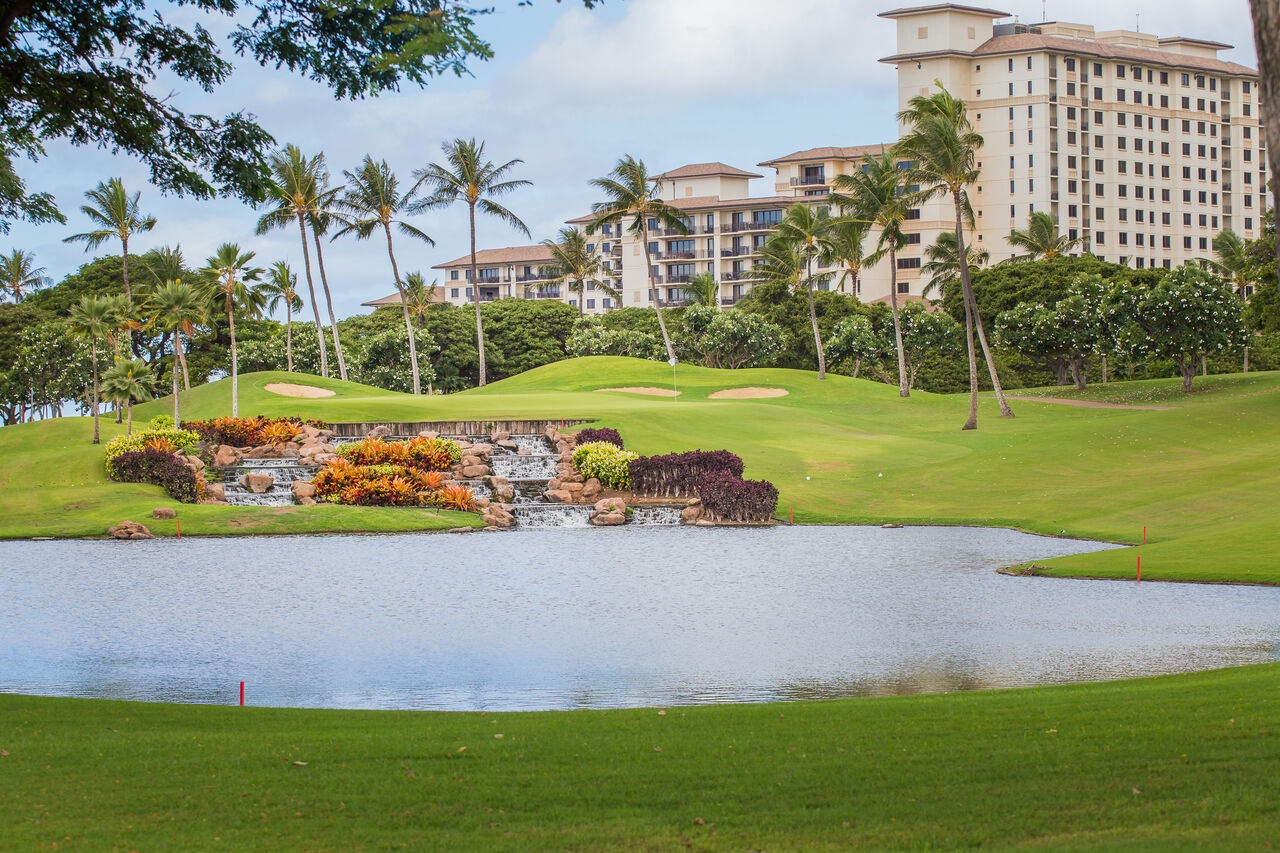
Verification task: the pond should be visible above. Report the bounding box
[1,526,1277,711]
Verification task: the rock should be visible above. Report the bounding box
[212,445,241,467]
[490,431,510,443]
[299,424,321,440]
[486,475,509,488]
[199,498,229,506]
[591,512,626,526]
[544,489,573,503]
[204,482,226,502]
[244,442,299,459]
[468,443,494,458]
[292,481,316,499]
[183,454,205,471]
[581,478,602,500]
[296,496,317,506]
[151,507,177,520]
[517,447,532,456]
[459,454,481,468]
[564,482,584,495]
[365,425,395,440]
[460,464,489,479]
[594,497,626,515]
[681,505,703,523]
[239,473,274,494]
[493,484,515,502]
[108,520,153,540]
[695,519,716,526]
[496,440,519,451]
[417,429,439,439]
[546,477,562,491]
[474,497,491,509]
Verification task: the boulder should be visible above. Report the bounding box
[292,481,317,499]
[594,498,626,515]
[581,478,602,500]
[546,477,562,491]
[544,489,573,503]
[239,473,274,494]
[474,497,491,510]
[496,440,519,452]
[204,482,226,502]
[493,484,516,502]
[296,496,317,506]
[681,505,704,523]
[299,424,321,440]
[183,454,205,472]
[108,520,153,540]
[417,429,440,440]
[469,443,494,458]
[365,425,395,440]
[564,482,584,496]
[212,445,241,467]
[460,464,489,479]
[591,512,626,526]
[151,507,177,519]
[490,431,510,443]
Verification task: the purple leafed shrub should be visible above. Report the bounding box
[696,471,779,523]
[109,449,200,503]
[628,449,745,497]
[575,427,624,448]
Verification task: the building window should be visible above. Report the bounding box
[450,287,459,297]
[1095,232,1105,245]
[906,209,921,220]
[896,257,922,270]
[1066,58,1076,71]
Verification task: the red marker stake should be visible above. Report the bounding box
[239,681,245,706]
[1143,525,1147,544]
[1136,555,1142,582]
[175,519,181,539]
[789,506,794,525]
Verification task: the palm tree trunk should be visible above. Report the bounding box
[228,303,239,418]
[577,279,585,317]
[172,344,181,425]
[887,246,908,397]
[120,235,131,305]
[384,223,421,395]
[90,342,100,445]
[285,305,294,374]
[954,190,1013,421]
[1249,0,1280,275]
[312,229,348,380]
[805,257,826,380]
[470,204,488,387]
[126,402,133,435]
[640,225,677,363]
[296,214,329,378]
[954,203,981,431]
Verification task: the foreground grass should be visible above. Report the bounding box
[4,361,1278,585]
[3,664,1277,850]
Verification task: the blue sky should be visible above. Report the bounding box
[6,0,1259,319]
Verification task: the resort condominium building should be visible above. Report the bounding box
[402,3,1264,315]
[879,3,1265,272]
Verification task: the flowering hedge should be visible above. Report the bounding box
[627,450,744,498]
[338,436,461,471]
[312,458,473,508]
[109,448,203,503]
[104,427,202,478]
[575,427,624,448]
[571,441,638,489]
[183,415,325,446]
[696,471,778,523]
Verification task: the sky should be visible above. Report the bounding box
[6,0,1260,319]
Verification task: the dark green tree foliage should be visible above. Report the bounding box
[676,304,787,369]
[0,319,91,424]
[480,299,576,379]
[736,280,863,371]
[943,255,1155,326]
[1243,211,1278,332]
[352,327,438,393]
[0,1,596,231]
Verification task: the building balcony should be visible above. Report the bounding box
[790,175,828,186]
[721,247,753,257]
[719,221,777,233]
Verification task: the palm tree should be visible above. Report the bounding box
[147,279,206,424]
[831,153,912,396]
[898,83,1013,427]
[256,144,332,379]
[1,249,51,302]
[306,177,349,380]
[334,155,433,394]
[202,243,265,417]
[684,271,719,308]
[100,358,154,435]
[413,138,530,387]
[62,177,156,306]
[1004,211,1082,261]
[772,202,836,379]
[262,261,304,373]
[541,227,614,316]
[587,155,688,363]
[402,272,439,329]
[1197,230,1253,295]
[67,295,122,444]
[921,231,990,300]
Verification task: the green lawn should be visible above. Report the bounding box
[5,359,1279,585]
[4,359,1280,849]
[2,664,1277,850]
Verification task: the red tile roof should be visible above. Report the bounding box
[431,245,555,269]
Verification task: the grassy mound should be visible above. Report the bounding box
[2,359,1279,584]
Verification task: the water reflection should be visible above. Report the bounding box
[1,527,1277,711]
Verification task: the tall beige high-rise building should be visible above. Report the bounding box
[412,3,1264,315]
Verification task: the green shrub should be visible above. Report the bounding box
[104,428,201,478]
[147,415,175,431]
[572,441,638,490]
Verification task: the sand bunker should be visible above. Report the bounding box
[264,382,336,398]
[708,387,789,400]
[594,386,680,397]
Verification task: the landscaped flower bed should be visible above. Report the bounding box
[313,437,473,509]
[183,415,328,446]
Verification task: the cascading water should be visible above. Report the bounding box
[215,458,320,507]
